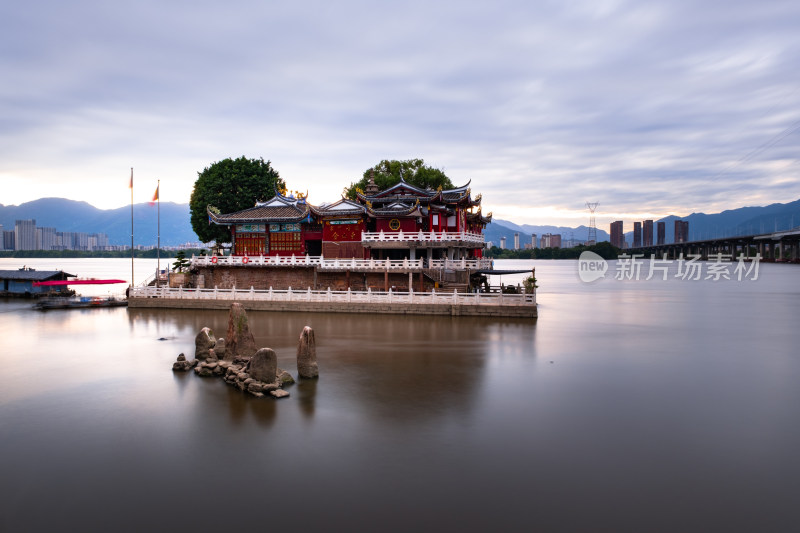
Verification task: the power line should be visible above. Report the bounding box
[712,117,800,180]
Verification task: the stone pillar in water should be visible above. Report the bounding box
[195,327,216,361]
[225,303,257,360]
[297,326,319,379]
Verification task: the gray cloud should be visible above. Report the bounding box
[1,0,799,227]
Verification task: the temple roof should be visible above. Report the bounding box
[364,198,424,217]
[355,178,475,206]
[309,198,365,217]
[467,209,492,225]
[208,195,310,224]
[208,179,482,224]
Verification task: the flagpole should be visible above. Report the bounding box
[130,167,134,287]
[157,179,161,288]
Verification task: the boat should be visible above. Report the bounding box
[34,296,128,310]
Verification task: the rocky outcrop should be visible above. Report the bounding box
[277,369,295,385]
[248,348,277,383]
[222,361,282,397]
[170,315,321,399]
[225,303,257,361]
[172,353,198,372]
[195,327,216,361]
[297,326,319,379]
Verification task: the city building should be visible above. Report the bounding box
[674,220,689,243]
[3,231,14,250]
[539,233,562,249]
[514,233,519,250]
[500,237,506,250]
[643,220,653,247]
[531,234,537,248]
[37,227,57,250]
[633,221,642,248]
[657,221,665,245]
[14,220,37,251]
[610,221,624,249]
[0,219,109,251]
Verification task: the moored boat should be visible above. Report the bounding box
[34,296,128,310]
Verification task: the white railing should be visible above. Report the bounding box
[190,255,492,271]
[190,254,426,271]
[130,286,535,306]
[428,258,493,270]
[361,230,485,244]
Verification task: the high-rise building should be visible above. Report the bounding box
[643,220,654,247]
[14,219,37,251]
[610,221,624,249]
[657,222,665,245]
[633,221,642,248]
[3,231,14,250]
[531,234,537,248]
[674,220,689,243]
[500,237,506,250]
[514,233,520,250]
[540,233,562,249]
[0,224,4,251]
[37,227,57,250]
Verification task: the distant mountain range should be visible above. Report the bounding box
[487,198,800,247]
[485,220,609,248]
[2,197,799,248]
[0,198,197,247]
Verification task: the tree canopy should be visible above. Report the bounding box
[190,156,285,244]
[343,159,454,199]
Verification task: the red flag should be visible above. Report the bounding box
[150,184,159,206]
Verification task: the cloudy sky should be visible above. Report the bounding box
[2,0,799,228]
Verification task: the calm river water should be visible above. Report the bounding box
[1,258,799,532]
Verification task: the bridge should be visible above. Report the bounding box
[627,227,800,262]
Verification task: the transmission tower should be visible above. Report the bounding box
[586,202,599,245]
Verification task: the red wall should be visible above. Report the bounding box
[375,218,417,232]
[323,220,364,241]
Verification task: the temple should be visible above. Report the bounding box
[206,176,491,263]
[192,177,494,293]
[133,176,536,317]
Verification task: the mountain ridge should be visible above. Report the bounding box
[3,197,799,248]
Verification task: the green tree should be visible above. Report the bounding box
[190,156,285,244]
[172,250,190,272]
[343,159,454,199]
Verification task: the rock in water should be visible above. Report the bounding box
[195,327,216,361]
[297,326,319,379]
[215,338,227,359]
[248,348,277,383]
[225,303,257,360]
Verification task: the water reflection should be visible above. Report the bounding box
[128,307,536,426]
[8,259,798,530]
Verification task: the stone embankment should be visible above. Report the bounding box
[172,303,319,399]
